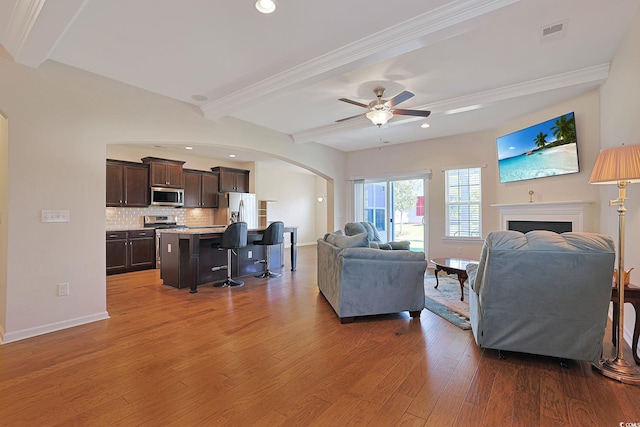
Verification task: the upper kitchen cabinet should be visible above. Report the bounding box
[211,167,249,193]
[184,169,219,208]
[142,157,185,189]
[106,160,149,207]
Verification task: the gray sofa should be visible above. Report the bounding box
[317,232,427,323]
[466,230,615,362]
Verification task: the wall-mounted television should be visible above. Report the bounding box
[496,112,580,183]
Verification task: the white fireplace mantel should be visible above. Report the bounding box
[491,200,593,232]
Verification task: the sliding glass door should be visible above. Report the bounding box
[361,177,427,252]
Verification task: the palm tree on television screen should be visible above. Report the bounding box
[534,132,548,149]
[551,114,577,144]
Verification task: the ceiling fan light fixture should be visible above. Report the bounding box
[366,109,393,127]
[255,0,276,14]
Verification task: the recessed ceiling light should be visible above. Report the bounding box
[229,154,236,158]
[185,146,193,150]
[420,123,431,129]
[191,95,208,102]
[255,0,276,14]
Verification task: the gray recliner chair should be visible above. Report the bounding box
[466,230,615,363]
[344,221,410,250]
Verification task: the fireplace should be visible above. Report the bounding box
[508,220,572,234]
[492,201,593,232]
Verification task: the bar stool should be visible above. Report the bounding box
[253,221,284,278]
[211,222,248,288]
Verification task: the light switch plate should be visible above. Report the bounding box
[41,210,70,223]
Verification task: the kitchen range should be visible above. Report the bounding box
[143,215,186,267]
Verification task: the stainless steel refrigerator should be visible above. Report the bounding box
[228,193,258,229]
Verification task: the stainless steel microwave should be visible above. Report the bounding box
[150,187,184,207]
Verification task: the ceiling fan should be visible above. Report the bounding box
[336,87,431,127]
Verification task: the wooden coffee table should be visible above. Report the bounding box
[431,258,478,301]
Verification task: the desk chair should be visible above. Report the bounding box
[211,222,248,288]
[253,221,284,278]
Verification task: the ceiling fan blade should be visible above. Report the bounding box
[335,113,365,123]
[385,91,414,107]
[393,108,431,118]
[338,98,369,108]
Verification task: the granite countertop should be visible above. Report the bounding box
[157,226,228,234]
[106,225,226,232]
[106,226,148,232]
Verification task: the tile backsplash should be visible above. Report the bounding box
[106,207,218,230]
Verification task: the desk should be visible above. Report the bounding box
[611,283,640,365]
[431,257,477,302]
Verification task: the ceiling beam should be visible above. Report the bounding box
[291,64,609,144]
[200,0,522,120]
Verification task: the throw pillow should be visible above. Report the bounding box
[359,221,376,241]
[344,222,367,237]
[363,221,382,242]
[327,232,369,248]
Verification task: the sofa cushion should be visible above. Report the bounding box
[344,222,367,237]
[363,221,383,241]
[387,241,411,250]
[326,232,369,248]
[323,230,344,240]
[359,221,376,241]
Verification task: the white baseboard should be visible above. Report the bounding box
[0,311,110,344]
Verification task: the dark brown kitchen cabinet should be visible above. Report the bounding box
[106,231,128,274]
[106,230,156,275]
[142,157,185,189]
[211,167,249,193]
[106,160,149,207]
[184,169,219,208]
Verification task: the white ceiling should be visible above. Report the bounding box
[2,0,639,158]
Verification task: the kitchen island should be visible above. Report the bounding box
[158,226,297,292]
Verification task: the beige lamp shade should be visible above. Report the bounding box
[589,144,640,184]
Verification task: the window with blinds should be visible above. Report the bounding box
[445,168,481,238]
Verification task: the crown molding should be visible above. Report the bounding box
[2,0,46,61]
[2,0,89,68]
[425,63,610,114]
[201,0,522,119]
[291,64,609,144]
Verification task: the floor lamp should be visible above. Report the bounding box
[589,144,640,385]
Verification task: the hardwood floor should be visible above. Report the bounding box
[1,245,639,426]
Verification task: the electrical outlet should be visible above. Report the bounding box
[248,250,252,258]
[57,283,69,296]
[167,244,172,253]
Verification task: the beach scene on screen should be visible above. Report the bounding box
[497,112,579,183]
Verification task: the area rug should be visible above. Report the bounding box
[424,274,471,330]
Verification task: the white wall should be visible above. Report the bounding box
[0,112,7,335]
[254,163,322,246]
[599,7,640,351]
[0,58,347,343]
[347,89,603,261]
